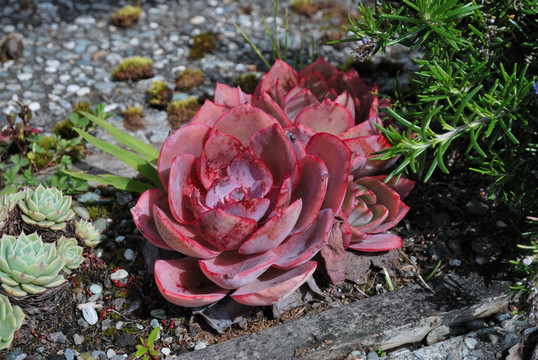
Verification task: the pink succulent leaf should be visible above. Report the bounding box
[231,261,317,306]
[210,104,279,147]
[338,117,383,139]
[199,251,277,289]
[189,99,229,127]
[254,58,299,99]
[334,91,355,120]
[299,57,340,81]
[320,219,350,285]
[370,175,416,200]
[168,154,198,224]
[284,124,317,160]
[268,176,292,217]
[355,177,401,222]
[154,258,229,307]
[250,123,300,188]
[287,72,331,102]
[272,208,334,269]
[348,233,402,252]
[194,208,257,251]
[214,82,252,108]
[223,198,271,222]
[226,152,273,198]
[238,198,303,255]
[290,154,328,233]
[153,204,221,259]
[131,188,173,250]
[198,130,245,190]
[305,133,352,213]
[326,88,338,100]
[341,176,357,217]
[350,204,389,233]
[344,135,394,177]
[295,99,355,136]
[370,202,410,233]
[252,92,293,127]
[284,88,320,123]
[158,123,210,192]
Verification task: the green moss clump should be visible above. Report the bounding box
[111,5,142,28]
[148,81,172,109]
[167,97,201,129]
[111,56,155,81]
[86,205,110,219]
[233,73,260,94]
[121,106,145,131]
[175,68,205,91]
[188,33,216,60]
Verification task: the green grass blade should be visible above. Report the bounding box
[226,15,271,69]
[66,171,153,193]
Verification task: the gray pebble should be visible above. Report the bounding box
[124,248,135,260]
[89,284,103,295]
[110,269,129,281]
[150,318,160,328]
[464,337,478,349]
[150,309,166,320]
[64,348,74,360]
[73,334,84,345]
[194,341,207,351]
[47,331,66,343]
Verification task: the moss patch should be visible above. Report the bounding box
[233,73,260,94]
[110,5,141,28]
[121,106,145,131]
[188,33,215,60]
[111,56,154,81]
[167,97,201,129]
[291,0,319,17]
[148,81,172,109]
[175,68,205,91]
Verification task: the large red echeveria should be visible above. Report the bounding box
[132,103,352,307]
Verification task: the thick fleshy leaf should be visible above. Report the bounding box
[290,154,328,233]
[286,72,330,102]
[338,117,383,139]
[231,261,317,306]
[199,251,277,289]
[254,58,299,99]
[272,208,334,269]
[214,82,252,108]
[198,130,244,190]
[344,135,393,177]
[131,189,173,250]
[238,199,303,255]
[226,152,273,198]
[168,154,197,224]
[284,88,320,122]
[348,233,402,252]
[284,124,316,160]
[158,123,210,192]
[355,177,400,221]
[153,205,221,259]
[269,176,292,216]
[370,202,410,233]
[189,99,229,127]
[350,204,388,233]
[306,133,351,213]
[250,124,300,187]
[154,258,229,307]
[194,208,257,251]
[370,175,416,200]
[252,92,293,127]
[334,91,355,120]
[299,57,339,81]
[223,198,271,222]
[210,104,279,147]
[295,99,354,136]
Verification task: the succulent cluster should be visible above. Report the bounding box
[0,293,24,350]
[75,219,101,248]
[132,58,414,308]
[0,192,23,229]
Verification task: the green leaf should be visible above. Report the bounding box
[135,345,148,357]
[79,111,159,165]
[73,127,161,189]
[65,171,153,193]
[147,327,160,349]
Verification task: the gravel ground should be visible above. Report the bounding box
[1,1,535,359]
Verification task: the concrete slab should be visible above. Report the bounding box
[172,272,510,360]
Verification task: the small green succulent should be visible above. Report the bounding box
[0,232,66,297]
[0,191,24,229]
[18,184,75,231]
[0,293,24,350]
[75,219,101,248]
[57,236,84,274]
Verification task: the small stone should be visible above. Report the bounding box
[449,259,462,267]
[64,348,74,360]
[101,318,113,331]
[464,337,478,349]
[76,87,91,97]
[466,200,489,215]
[45,59,60,68]
[150,309,166,320]
[502,333,519,350]
[110,269,128,281]
[82,306,98,325]
[150,318,160,328]
[73,334,84,345]
[426,325,452,345]
[136,324,144,330]
[115,321,124,330]
[28,102,41,112]
[367,352,379,360]
[161,348,171,355]
[91,351,106,359]
[194,342,207,351]
[124,248,135,260]
[496,220,507,228]
[77,318,89,328]
[190,16,206,25]
[106,349,116,358]
[66,84,80,93]
[89,284,103,295]
[115,333,135,348]
[17,73,32,81]
[523,327,537,336]
[75,15,96,25]
[47,331,66,343]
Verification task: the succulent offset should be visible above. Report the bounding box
[0,293,24,350]
[0,232,66,297]
[57,236,84,273]
[18,184,75,231]
[0,191,24,230]
[132,57,414,308]
[75,219,101,247]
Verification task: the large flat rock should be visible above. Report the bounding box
[173,272,510,360]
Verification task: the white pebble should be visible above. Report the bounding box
[82,306,98,325]
[136,324,144,330]
[106,349,116,358]
[110,269,128,281]
[149,22,159,29]
[194,341,207,351]
[76,87,91,97]
[59,74,71,83]
[116,321,124,330]
[67,84,80,93]
[45,66,57,73]
[161,348,171,355]
[124,249,135,261]
[114,235,125,243]
[46,59,61,68]
[28,102,41,112]
[89,284,102,295]
[464,337,478,349]
[129,38,140,47]
[17,73,33,81]
[190,15,205,25]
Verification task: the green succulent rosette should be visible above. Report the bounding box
[75,219,101,248]
[0,293,24,350]
[57,236,84,274]
[0,191,24,229]
[0,232,66,297]
[18,184,75,231]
